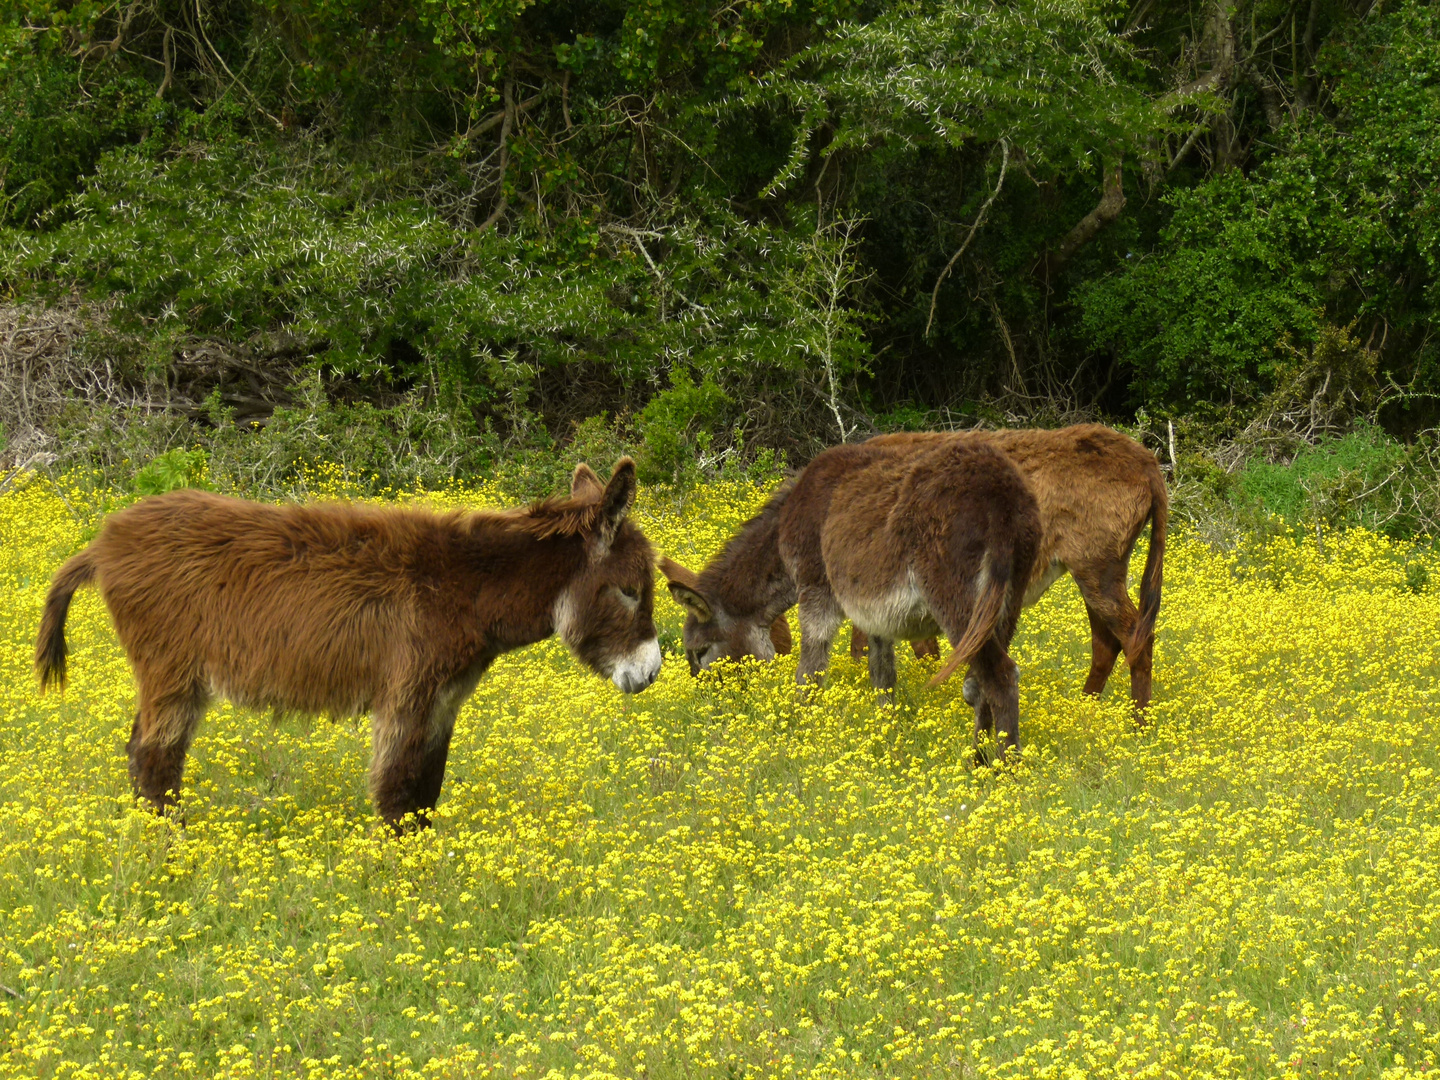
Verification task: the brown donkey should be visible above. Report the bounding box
[658,557,792,669]
[35,460,662,829]
[668,440,1042,755]
[668,424,1167,710]
[851,426,1167,708]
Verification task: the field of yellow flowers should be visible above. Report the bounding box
[1,473,1438,1079]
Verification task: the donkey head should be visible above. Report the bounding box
[659,557,792,675]
[552,459,662,693]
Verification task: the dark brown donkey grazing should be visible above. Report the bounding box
[667,439,1042,755]
[668,424,1167,711]
[850,426,1167,709]
[35,460,662,829]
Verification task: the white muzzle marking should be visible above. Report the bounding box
[612,638,662,693]
[744,622,777,662]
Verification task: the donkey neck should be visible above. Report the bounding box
[698,486,796,622]
[464,518,590,651]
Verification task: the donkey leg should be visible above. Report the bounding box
[370,670,480,832]
[370,711,431,832]
[369,698,438,832]
[868,636,897,705]
[850,626,868,661]
[128,680,207,814]
[972,640,1020,762]
[962,669,995,761]
[1127,633,1155,716]
[1082,603,1124,697]
[914,573,997,762]
[408,666,486,826]
[1073,565,1147,710]
[408,724,456,830]
[796,587,844,689]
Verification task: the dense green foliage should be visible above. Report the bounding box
[1079,1,1440,415]
[1,0,1438,474]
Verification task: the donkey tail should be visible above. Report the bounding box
[35,549,97,693]
[1128,469,1169,659]
[925,567,1010,689]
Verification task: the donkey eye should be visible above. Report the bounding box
[617,585,640,602]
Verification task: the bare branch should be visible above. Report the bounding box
[465,91,541,141]
[1168,123,1206,171]
[925,138,1008,340]
[155,25,174,100]
[476,79,514,233]
[196,0,283,129]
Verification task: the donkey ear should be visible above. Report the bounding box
[659,555,700,590]
[660,557,712,621]
[668,581,714,623]
[596,457,637,545]
[571,462,605,500]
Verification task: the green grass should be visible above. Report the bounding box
[0,480,1437,1078]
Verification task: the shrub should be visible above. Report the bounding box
[132,447,210,496]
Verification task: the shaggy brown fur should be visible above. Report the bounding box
[669,440,1042,756]
[850,425,1167,709]
[36,460,661,829]
[661,482,800,675]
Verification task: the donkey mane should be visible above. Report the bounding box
[335,496,603,544]
[696,481,794,615]
[516,494,608,540]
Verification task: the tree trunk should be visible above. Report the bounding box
[1038,156,1126,279]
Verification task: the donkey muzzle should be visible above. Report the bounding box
[612,638,662,693]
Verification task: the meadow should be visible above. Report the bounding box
[0,475,1438,1079]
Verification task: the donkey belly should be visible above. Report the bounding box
[195,591,402,718]
[1022,557,1068,608]
[841,572,941,642]
[202,638,383,718]
[819,458,944,640]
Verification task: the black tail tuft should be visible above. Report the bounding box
[35,551,97,693]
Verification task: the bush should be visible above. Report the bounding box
[1170,424,1440,546]
[132,447,210,496]
[0,34,150,227]
[1076,1,1440,414]
[636,370,730,485]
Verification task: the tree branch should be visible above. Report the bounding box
[155,25,174,99]
[1168,124,1206,171]
[477,79,514,232]
[1038,155,1125,278]
[925,139,1008,340]
[196,0,283,129]
[466,91,541,141]
[78,1,141,62]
